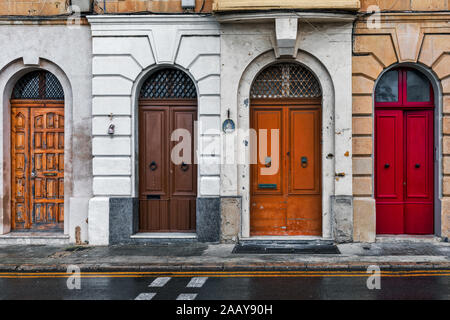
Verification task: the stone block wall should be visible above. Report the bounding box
[352,13,450,241]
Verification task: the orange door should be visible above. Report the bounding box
[11,102,64,231]
[251,101,322,236]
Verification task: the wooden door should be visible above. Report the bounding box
[375,68,434,235]
[11,102,64,231]
[250,100,322,236]
[139,101,197,232]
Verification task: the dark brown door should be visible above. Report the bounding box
[11,101,65,231]
[139,100,197,232]
[250,99,322,236]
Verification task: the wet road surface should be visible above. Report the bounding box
[0,270,449,300]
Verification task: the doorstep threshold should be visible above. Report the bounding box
[376,235,441,243]
[0,232,69,239]
[241,236,324,241]
[130,233,197,239]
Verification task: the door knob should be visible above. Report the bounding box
[415,163,421,168]
[149,161,157,171]
[181,162,189,172]
[384,163,390,169]
[301,156,308,168]
[31,170,37,178]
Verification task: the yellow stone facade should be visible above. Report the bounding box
[353,12,450,241]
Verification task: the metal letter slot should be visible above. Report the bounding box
[44,172,57,176]
[258,184,277,189]
[147,195,161,200]
[301,156,308,168]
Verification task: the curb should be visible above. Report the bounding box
[1,262,450,273]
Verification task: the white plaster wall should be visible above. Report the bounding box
[0,24,93,243]
[87,15,221,244]
[220,20,354,239]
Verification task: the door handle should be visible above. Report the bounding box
[149,161,157,171]
[384,163,390,169]
[264,157,272,168]
[415,163,421,168]
[301,156,308,168]
[181,162,189,172]
[31,170,37,178]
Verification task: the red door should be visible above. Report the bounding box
[375,68,434,234]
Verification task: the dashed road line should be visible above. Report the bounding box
[187,277,208,288]
[177,293,198,300]
[149,277,171,287]
[135,293,157,300]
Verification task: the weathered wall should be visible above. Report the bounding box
[220,15,355,241]
[0,0,213,15]
[0,24,93,243]
[87,15,221,245]
[352,13,450,241]
[360,0,449,11]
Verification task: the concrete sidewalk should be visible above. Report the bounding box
[0,240,449,272]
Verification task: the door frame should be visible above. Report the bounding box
[236,52,338,240]
[0,62,73,236]
[373,64,443,237]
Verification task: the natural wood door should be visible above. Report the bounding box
[11,102,64,231]
[250,100,322,236]
[139,101,197,232]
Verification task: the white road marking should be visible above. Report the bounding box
[177,293,197,300]
[135,293,156,300]
[149,277,171,287]
[187,277,208,288]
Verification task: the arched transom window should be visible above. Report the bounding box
[140,68,197,99]
[12,70,64,100]
[251,63,322,99]
[375,68,433,106]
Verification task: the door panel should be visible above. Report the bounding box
[251,109,283,195]
[289,109,320,194]
[140,108,168,196]
[375,110,403,201]
[405,111,433,200]
[139,103,197,233]
[250,104,322,236]
[171,109,196,196]
[11,108,30,230]
[404,110,434,234]
[30,108,64,231]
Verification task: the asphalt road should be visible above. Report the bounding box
[0,270,449,300]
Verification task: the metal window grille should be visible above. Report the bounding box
[140,69,197,99]
[12,71,64,100]
[251,63,321,99]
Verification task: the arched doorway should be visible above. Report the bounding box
[138,68,198,232]
[250,63,322,236]
[375,67,435,234]
[11,70,65,232]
